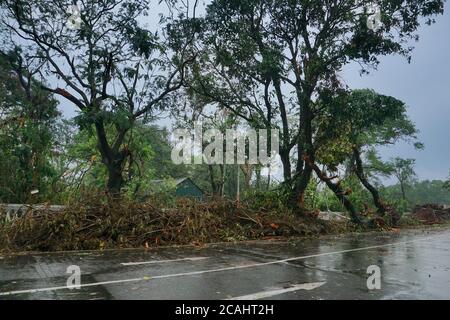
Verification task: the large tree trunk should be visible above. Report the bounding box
[352,147,386,215]
[94,120,128,197]
[273,77,292,182]
[107,163,124,196]
[291,165,313,210]
[279,148,292,183]
[290,92,315,211]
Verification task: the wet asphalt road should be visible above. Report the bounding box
[0,227,450,300]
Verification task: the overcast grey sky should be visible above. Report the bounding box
[57,2,450,182]
[343,4,450,182]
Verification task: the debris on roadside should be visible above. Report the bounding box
[0,195,345,253]
[412,204,450,225]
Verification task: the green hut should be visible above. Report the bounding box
[149,178,204,200]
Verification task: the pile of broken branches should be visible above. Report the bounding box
[0,196,341,253]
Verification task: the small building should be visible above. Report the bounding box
[149,178,204,200]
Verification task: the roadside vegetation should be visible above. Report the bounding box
[0,192,348,253]
[0,0,449,252]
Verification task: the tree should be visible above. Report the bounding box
[315,89,421,217]
[181,0,444,218]
[62,122,188,200]
[444,173,450,192]
[382,179,450,211]
[0,0,198,195]
[0,49,61,203]
[171,102,239,197]
[388,158,417,201]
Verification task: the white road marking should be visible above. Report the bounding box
[0,278,147,296]
[0,236,432,296]
[225,282,326,300]
[121,257,209,266]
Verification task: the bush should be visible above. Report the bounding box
[241,189,292,212]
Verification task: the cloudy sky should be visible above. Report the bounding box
[343,5,450,182]
[56,1,450,182]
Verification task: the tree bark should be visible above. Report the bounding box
[94,120,128,196]
[291,91,315,211]
[291,164,313,210]
[279,148,292,183]
[352,147,386,215]
[107,163,125,196]
[255,166,261,191]
[220,164,226,197]
[208,165,218,196]
[207,165,225,197]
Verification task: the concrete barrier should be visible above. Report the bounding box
[1,204,350,223]
[318,211,350,221]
